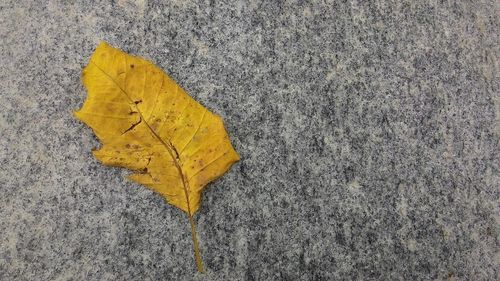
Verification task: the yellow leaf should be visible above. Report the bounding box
[74,42,240,272]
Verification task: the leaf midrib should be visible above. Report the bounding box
[89,60,195,215]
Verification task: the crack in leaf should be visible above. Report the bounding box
[122,117,142,135]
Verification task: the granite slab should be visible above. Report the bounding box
[0,0,498,280]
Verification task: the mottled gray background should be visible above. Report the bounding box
[0,0,498,280]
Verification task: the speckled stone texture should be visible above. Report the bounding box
[0,0,498,280]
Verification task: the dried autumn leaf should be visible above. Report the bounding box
[74,42,240,272]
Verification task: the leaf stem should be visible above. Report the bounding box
[188,214,204,273]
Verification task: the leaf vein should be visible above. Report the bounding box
[187,149,230,182]
[179,108,207,156]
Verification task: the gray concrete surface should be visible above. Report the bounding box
[0,0,498,280]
